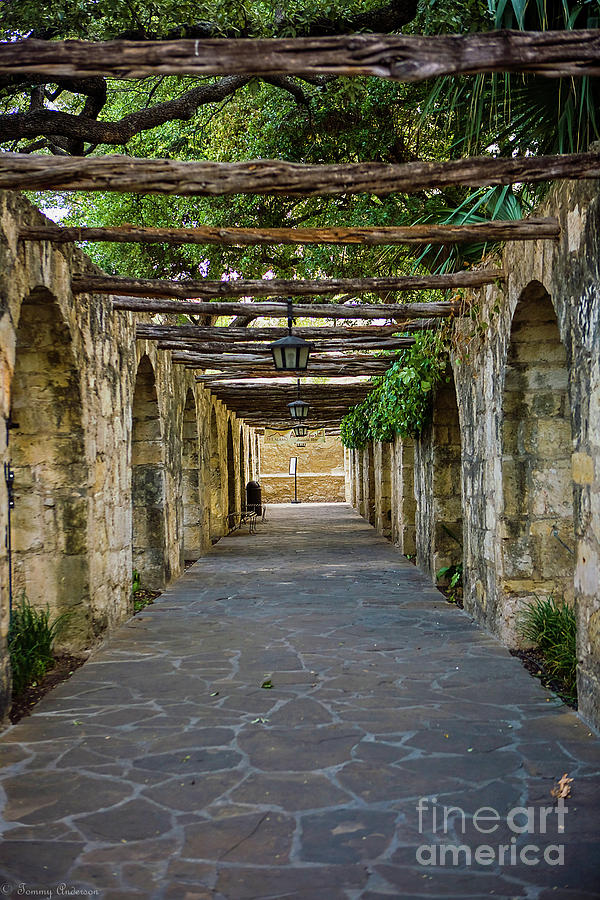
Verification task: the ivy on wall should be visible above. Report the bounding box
[340,332,448,449]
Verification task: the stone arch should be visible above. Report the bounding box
[239,427,246,508]
[131,355,167,590]
[9,287,91,647]
[208,406,222,541]
[355,450,364,515]
[374,441,393,538]
[415,373,463,580]
[254,432,261,481]
[181,388,201,563]
[362,442,376,525]
[226,419,236,521]
[501,282,575,620]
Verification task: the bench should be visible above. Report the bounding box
[226,509,260,534]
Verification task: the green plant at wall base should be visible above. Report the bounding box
[132,569,141,594]
[134,595,155,614]
[436,563,463,604]
[437,563,463,588]
[340,333,448,449]
[8,594,66,698]
[518,596,577,703]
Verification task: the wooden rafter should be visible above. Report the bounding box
[75,270,501,300]
[3,31,599,81]
[1,152,598,196]
[207,392,370,403]
[136,323,437,341]
[155,338,415,353]
[196,371,376,381]
[172,351,398,364]
[19,218,560,247]
[116,297,461,319]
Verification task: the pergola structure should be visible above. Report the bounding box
[3,29,599,433]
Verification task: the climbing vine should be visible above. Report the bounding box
[340,332,448,449]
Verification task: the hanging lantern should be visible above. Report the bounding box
[269,298,312,371]
[293,425,309,437]
[287,378,310,420]
[288,399,310,419]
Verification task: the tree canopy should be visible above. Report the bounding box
[1,0,598,287]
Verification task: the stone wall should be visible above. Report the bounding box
[260,428,344,503]
[0,191,257,721]
[346,177,600,730]
[415,375,463,581]
[454,177,600,728]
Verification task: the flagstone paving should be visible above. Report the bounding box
[0,503,599,900]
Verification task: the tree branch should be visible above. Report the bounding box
[0,0,416,152]
[0,75,250,146]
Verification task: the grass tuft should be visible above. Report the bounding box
[8,594,66,698]
[518,596,577,703]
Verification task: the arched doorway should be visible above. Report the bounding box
[131,356,167,590]
[181,389,201,564]
[226,420,236,523]
[363,443,376,525]
[208,407,222,541]
[416,373,463,580]
[501,283,574,622]
[10,288,90,647]
[239,428,246,510]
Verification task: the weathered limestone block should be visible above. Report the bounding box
[454,176,600,729]
[260,429,345,505]
[261,474,345,503]
[391,435,416,556]
[374,441,392,538]
[0,191,257,723]
[362,444,376,525]
[415,376,463,581]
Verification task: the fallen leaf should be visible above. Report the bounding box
[551,773,573,799]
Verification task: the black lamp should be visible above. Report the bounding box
[287,378,309,420]
[293,425,309,437]
[269,298,312,371]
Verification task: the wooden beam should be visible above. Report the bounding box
[1,152,598,197]
[219,408,362,417]
[196,372,374,381]
[171,351,398,365]
[75,270,501,300]
[233,403,360,410]
[19,218,560,247]
[187,359,394,370]
[116,296,461,319]
[209,393,370,399]
[136,323,436,340]
[205,383,371,392]
[3,32,599,81]
[156,338,415,353]
[204,398,368,407]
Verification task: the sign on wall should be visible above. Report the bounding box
[264,428,326,445]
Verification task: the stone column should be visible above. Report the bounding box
[374,441,392,538]
[415,379,463,581]
[343,447,353,503]
[355,450,364,516]
[393,435,416,556]
[361,444,376,524]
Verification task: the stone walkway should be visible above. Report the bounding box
[1,503,599,900]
